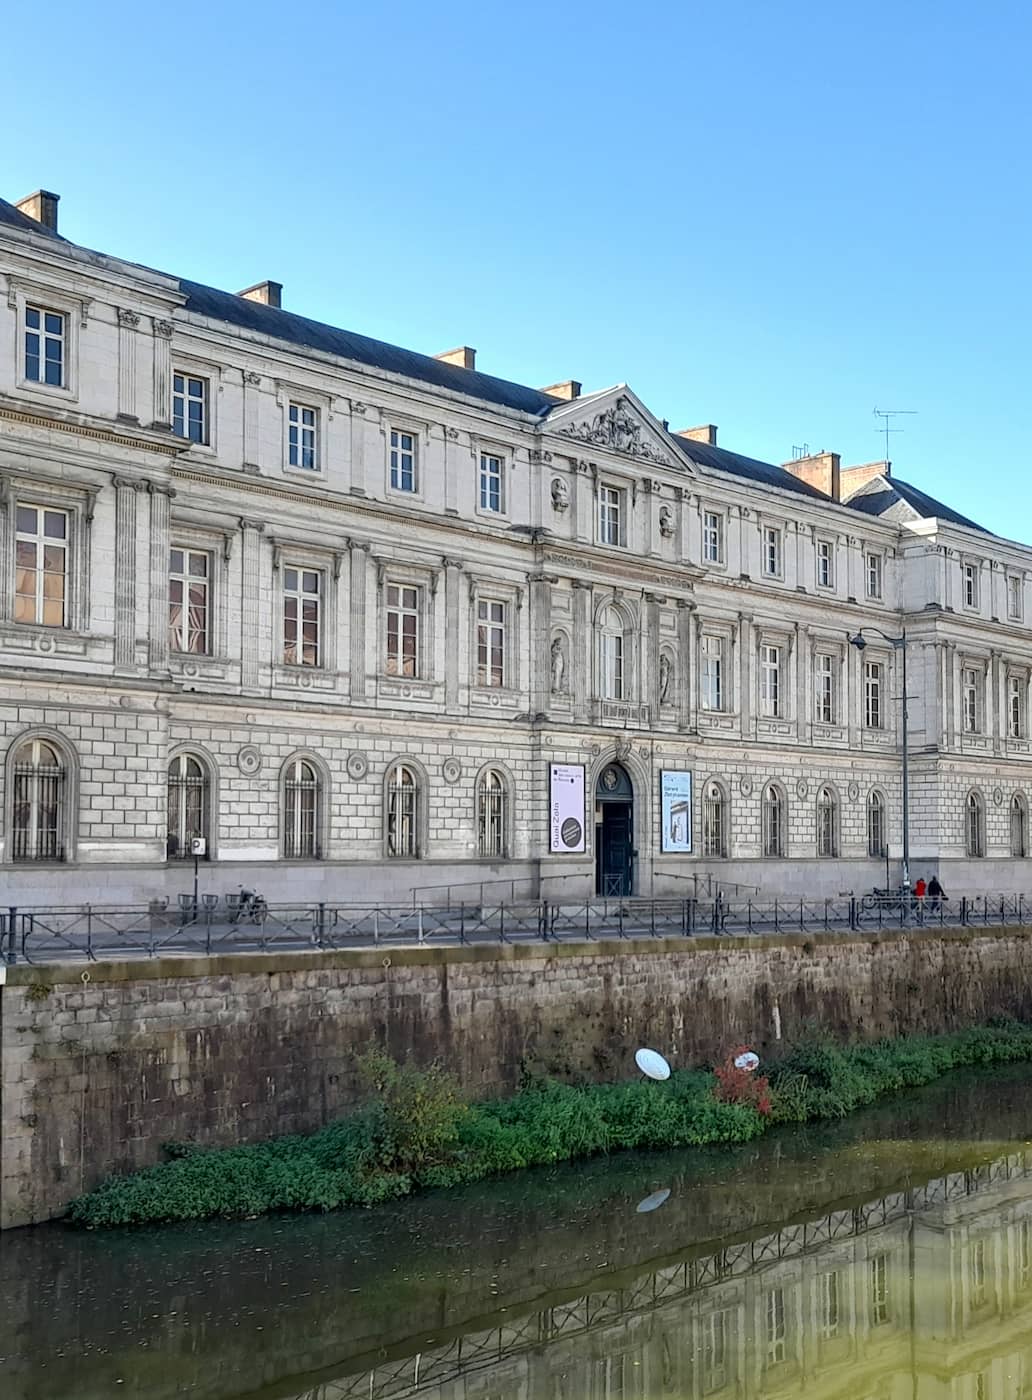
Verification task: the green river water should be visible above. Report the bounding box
[4,1064,1032,1399]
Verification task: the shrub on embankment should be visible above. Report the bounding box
[67,1021,1032,1228]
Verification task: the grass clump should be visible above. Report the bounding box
[68,1019,1032,1228]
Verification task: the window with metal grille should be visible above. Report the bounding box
[479,452,505,513]
[386,764,418,857]
[24,306,65,385]
[169,548,209,654]
[816,786,837,857]
[966,791,985,858]
[288,403,318,469]
[864,660,883,728]
[867,790,886,857]
[762,784,785,858]
[167,753,209,859]
[760,644,781,717]
[389,428,416,491]
[283,567,321,667]
[477,769,508,858]
[12,738,65,862]
[385,584,419,677]
[1011,794,1027,858]
[702,782,727,857]
[172,372,209,444]
[283,758,320,858]
[15,504,68,626]
[476,599,506,687]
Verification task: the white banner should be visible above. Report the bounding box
[660,770,693,853]
[549,763,586,853]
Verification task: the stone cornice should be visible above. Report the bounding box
[0,402,189,458]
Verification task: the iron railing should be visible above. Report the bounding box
[0,891,1029,965]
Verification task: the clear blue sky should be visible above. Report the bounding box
[5,0,1030,537]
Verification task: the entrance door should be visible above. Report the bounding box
[595,763,635,896]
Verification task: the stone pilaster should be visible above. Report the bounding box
[442,556,463,708]
[571,581,591,720]
[117,310,140,421]
[348,540,369,698]
[147,484,174,670]
[151,318,173,429]
[242,371,261,470]
[349,401,368,496]
[113,477,143,669]
[239,519,264,691]
[795,624,810,735]
[738,613,752,737]
[677,601,694,731]
[846,630,860,747]
[529,574,553,718]
[643,593,662,716]
[444,428,460,515]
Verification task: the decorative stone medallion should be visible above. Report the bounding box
[346,751,368,781]
[739,775,753,797]
[993,786,1005,806]
[847,780,860,802]
[442,757,462,784]
[796,778,808,799]
[236,745,262,777]
[601,766,620,791]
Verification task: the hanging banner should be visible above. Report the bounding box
[549,763,586,853]
[660,770,693,853]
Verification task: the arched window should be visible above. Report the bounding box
[12,737,65,862]
[477,769,508,858]
[867,790,886,859]
[966,791,985,858]
[762,784,785,858]
[167,753,210,860]
[1011,793,1028,858]
[386,764,419,858]
[283,758,321,859]
[598,605,624,700]
[702,780,728,858]
[816,786,838,858]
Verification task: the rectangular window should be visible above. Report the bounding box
[870,1254,890,1326]
[288,403,318,470]
[963,667,981,733]
[479,452,505,513]
[602,632,624,699]
[172,372,208,444]
[815,653,836,723]
[970,1238,987,1309]
[864,660,883,729]
[963,562,979,609]
[760,644,782,717]
[817,539,834,588]
[24,306,65,386]
[703,511,724,564]
[598,485,623,546]
[15,505,68,627]
[819,1271,840,1339]
[701,634,724,711]
[1009,575,1023,621]
[476,598,506,688]
[763,526,782,577]
[866,552,883,600]
[168,547,210,654]
[765,1287,787,1366]
[701,1310,728,1394]
[283,567,321,666]
[1010,675,1025,739]
[385,584,419,677]
[389,428,417,492]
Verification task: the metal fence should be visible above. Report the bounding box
[0,891,1029,965]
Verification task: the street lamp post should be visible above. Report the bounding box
[848,627,910,891]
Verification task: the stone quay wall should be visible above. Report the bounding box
[4,927,1032,1227]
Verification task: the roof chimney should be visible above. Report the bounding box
[15,190,59,234]
[541,380,582,401]
[840,459,891,500]
[435,346,476,370]
[238,281,282,309]
[782,449,841,501]
[676,424,718,446]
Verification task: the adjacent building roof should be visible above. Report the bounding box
[846,474,987,533]
[0,197,61,239]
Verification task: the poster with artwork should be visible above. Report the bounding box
[660,770,693,853]
[549,763,586,853]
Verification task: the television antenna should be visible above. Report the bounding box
[873,407,917,465]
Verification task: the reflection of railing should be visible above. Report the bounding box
[3,893,1032,964]
[294,1150,1032,1400]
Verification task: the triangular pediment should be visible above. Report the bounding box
[541,386,694,473]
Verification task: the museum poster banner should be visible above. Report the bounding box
[660,770,693,853]
[549,763,586,853]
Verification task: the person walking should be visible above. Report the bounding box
[927,874,945,914]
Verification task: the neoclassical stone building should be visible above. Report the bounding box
[1,188,1029,905]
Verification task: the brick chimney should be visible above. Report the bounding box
[15,190,59,234]
[782,450,841,501]
[435,346,476,370]
[541,380,582,401]
[238,281,282,308]
[676,424,718,446]
[840,459,891,500]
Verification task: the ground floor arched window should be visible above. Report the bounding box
[283,758,321,859]
[867,790,886,858]
[12,737,65,862]
[966,791,985,858]
[816,786,838,858]
[702,781,728,858]
[762,784,784,858]
[167,753,209,859]
[386,764,419,857]
[477,769,508,858]
[1011,793,1027,858]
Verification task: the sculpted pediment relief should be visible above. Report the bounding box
[547,392,681,468]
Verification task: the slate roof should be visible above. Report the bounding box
[846,475,987,533]
[0,197,62,239]
[668,434,830,501]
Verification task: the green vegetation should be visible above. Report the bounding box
[68,1021,1032,1228]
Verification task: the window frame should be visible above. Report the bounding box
[814,651,838,724]
[966,790,986,858]
[816,538,835,590]
[384,760,424,859]
[1011,792,1028,859]
[383,579,423,679]
[281,753,324,860]
[962,664,983,734]
[166,749,213,861]
[762,783,785,858]
[597,483,626,548]
[172,368,211,447]
[701,632,726,712]
[287,401,320,473]
[759,642,783,718]
[1008,573,1024,622]
[281,562,323,668]
[701,779,728,858]
[388,425,419,495]
[477,449,507,517]
[962,560,980,611]
[863,658,884,729]
[476,765,511,859]
[14,503,70,629]
[475,596,508,689]
[1009,673,1026,740]
[8,732,72,864]
[816,785,838,858]
[867,789,886,858]
[9,280,84,402]
[702,509,725,565]
[168,544,212,656]
[5,479,95,635]
[762,524,782,579]
[865,551,884,601]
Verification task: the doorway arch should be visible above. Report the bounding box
[595,761,635,896]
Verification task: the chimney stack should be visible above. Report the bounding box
[434,346,476,370]
[238,281,283,309]
[676,424,718,446]
[781,450,841,501]
[15,190,59,234]
[840,459,891,501]
[540,380,582,401]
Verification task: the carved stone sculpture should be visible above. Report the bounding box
[659,653,673,704]
[550,635,567,693]
[551,477,570,512]
[658,505,674,537]
[557,396,670,465]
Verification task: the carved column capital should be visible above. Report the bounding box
[117,309,141,329]
[153,318,174,338]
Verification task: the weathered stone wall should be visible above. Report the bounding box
[4,926,1032,1227]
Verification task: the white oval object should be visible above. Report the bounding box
[734,1051,760,1072]
[636,1188,671,1214]
[635,1047,671,1081]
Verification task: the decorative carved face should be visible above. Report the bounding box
[551,477,570,511]
[659,505,675,537]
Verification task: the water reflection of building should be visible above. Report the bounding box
[296,1154,1032,1400]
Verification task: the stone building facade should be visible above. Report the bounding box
[1,187,1030,905]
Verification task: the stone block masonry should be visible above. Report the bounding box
[4,928,1032,1227]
